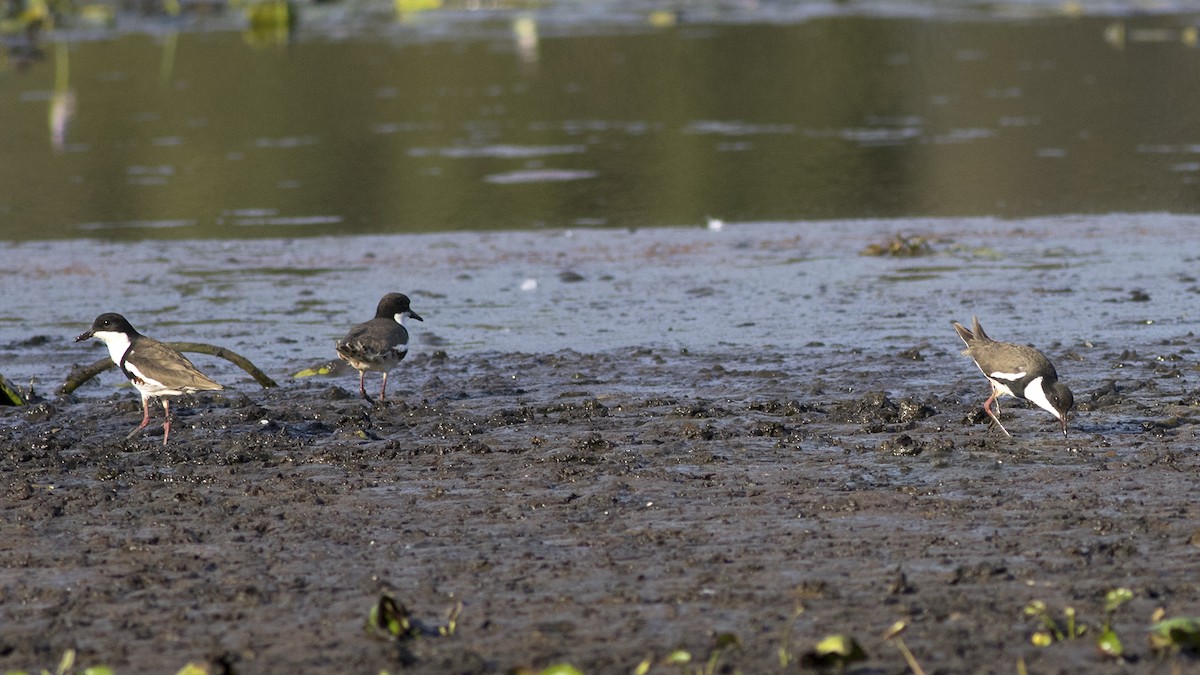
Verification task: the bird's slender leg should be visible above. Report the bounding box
[380,372,389,403]
[162,399,172,445]
[982,388,1011,437]
[127,394,153,440]
[358,371,373,402]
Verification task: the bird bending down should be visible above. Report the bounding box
[952,316,1074,437]
[336,293,423,402]
[76,312,224,444]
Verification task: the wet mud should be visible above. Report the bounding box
[2,215,1200,672]
[3,337,1200,673]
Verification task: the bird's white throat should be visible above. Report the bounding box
[1023,376,1061,419]
[91,330,132,366]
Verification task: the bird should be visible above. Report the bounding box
[953,316,1074,437]
[75,312,224,444]
[335,293,423,402]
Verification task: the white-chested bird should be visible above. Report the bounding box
[76,312,224,444]
[335,293,423,402]
[953,316,1074,437]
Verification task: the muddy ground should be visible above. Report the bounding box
[2,335,1200,674]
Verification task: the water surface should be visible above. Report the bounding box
[4,6,1200,239]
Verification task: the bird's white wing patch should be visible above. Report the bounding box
[122,360,182,396]
[988,370,1026,382]
[1023,376,1061,419]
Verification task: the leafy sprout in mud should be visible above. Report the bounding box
[633,633,740,675]
[1024,589,1134,659]
[776,602,806,668]
[1097,588,1135,658]
[883,620,927,675]
[798,634,867,669]
[1024,600,1086,645]
[366,593,461,641]
[1148,611,1200,657]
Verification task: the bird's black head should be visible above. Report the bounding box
[75,312,139,342]
[375,293,424,323]
[1047,381,1074,436]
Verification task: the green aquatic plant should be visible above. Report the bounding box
[1024,588,1134,658]
[1025,600,1087,645]
[1097,588,1135,658]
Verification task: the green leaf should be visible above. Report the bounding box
[1023,601,1047,617]
[662,650,691,665]
[82,669,115,675]
[1104,588,1134,613]
[711,632,741,650]
[54,650,75,675]
[800,635,867,668]
[175,664,210,675]
[1148,616,1200,654]
[1096,627,1123,658]
[1031,631,1053,647]
[367,594,411,639]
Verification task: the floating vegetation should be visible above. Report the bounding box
[860,233,935,257]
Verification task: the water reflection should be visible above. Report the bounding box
[3,6,1200,240]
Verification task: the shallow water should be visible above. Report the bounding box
[5,7,1200,239]
[0,213,1196,398]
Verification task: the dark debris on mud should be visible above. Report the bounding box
[2,346,1200,674]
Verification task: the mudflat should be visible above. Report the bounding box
[2,216,1199,673]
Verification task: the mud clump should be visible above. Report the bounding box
[827,390,936,431]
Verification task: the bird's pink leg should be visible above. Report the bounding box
[982,388,1011,437]
[127,395,153,440]
[162,399,171,445]
[358,371,372,401]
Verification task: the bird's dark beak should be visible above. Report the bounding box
[1060,415,1068,437]
[74,330,93,343]
[409,310,424,322]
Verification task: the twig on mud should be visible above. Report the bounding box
[59,342,278,395]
